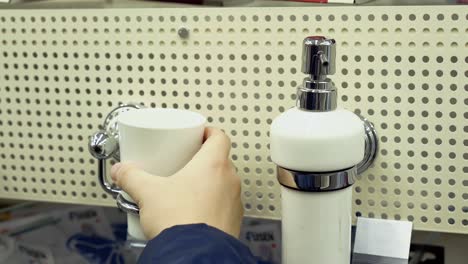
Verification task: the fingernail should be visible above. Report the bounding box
[111,163,122,181]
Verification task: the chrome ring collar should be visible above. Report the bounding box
[277,166,357,192]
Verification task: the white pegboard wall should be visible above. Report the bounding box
[0,6,466,234]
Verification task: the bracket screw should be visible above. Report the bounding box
[178,27,190,39]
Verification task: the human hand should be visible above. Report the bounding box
[111,127,243,239]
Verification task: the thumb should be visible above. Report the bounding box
[111,162,157,204]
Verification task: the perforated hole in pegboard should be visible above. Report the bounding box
[0,6,466,234]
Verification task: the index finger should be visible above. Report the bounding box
[197,127,232,159]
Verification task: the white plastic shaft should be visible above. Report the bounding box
[281,186,352,264]
[271,107,364,264]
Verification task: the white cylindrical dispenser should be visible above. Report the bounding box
[270,36,374,264]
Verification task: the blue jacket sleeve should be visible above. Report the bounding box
[138,224,258,264]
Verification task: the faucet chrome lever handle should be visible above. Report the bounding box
[356,115,379,175]
[89,130,121,196]
[88,103,143,214]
